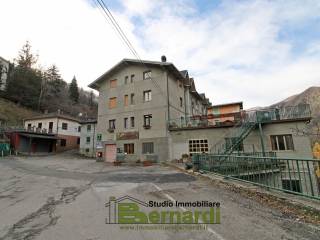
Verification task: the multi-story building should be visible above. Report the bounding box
[89,57,209,162]
[90,57,314,169]
[79,119,97,157]
[24,112,81,152]
[0,56,10,91]
[207,102,243,126]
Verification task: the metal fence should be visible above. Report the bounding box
[193,154,320,200]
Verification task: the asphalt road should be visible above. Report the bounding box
[0,153,319,240]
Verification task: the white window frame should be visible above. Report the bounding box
[143,90,152,102]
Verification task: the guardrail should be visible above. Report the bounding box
[193,154,320,200]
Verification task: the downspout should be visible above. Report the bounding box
[92,123,96,157]
[166,71,170,128]
[184,85,187,120]
[56,117,59,151]
[258,123,266,157]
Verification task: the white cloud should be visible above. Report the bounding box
[0,0,320,108]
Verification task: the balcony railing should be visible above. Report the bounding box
[168,104,311,130]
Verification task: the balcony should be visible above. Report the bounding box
[168,104,311,130]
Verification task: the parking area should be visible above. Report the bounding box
[0,151,319,240]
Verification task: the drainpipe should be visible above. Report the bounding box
[184,86,187,120]
[166,71,170,128]
[258,123,266,157]
[92,123,96,158]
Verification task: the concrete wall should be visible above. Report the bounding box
[25,118,58,133]
[244,121,313,158]
[24,118,80,137]
[169,127,229,160]
[56,134,79,152]
[96,64,174,161]
[169,121,313,160]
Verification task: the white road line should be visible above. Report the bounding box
[151,183,225,240]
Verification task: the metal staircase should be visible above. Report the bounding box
[210,112,257,155]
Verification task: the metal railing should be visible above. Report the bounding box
[168,104,311,130]
[193,154,320,200]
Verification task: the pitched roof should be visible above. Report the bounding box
[80,119,97,124]
[88,58,185,90]
[24,113,81,123]
[0,56,9,63]
[180,70,189,78]
[209,101,243,109]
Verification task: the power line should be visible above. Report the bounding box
[92,0,191,116]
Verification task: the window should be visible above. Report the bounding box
[124,118,128,129]
[180,116,185,125]
[144,114,152,127]
[130,93,135,105]
[97,134,102,141]
[124,143,134,154]
[180,97,183,107]
[86,137,91,144]
[124,95,129,106]
[38,122,42,128]
[109,119,116,129]
[85,148,90,153]
[109,97,117,109]
[130,117,135,128]
[62,123,68,130]
[27,123,32,130]
[143,90,152,102]
[143,70,151,80]
[282,179,301,193]
[130,74,135,83]
[270,135,294,151]
[142,142,154,154]
[124,76,129,84]
[87,124,91,132]
[60,139,66,147]
[110,79,117,88]
[188,139,209,154]
[78,126,81,132]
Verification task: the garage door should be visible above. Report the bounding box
[105,144,116,162]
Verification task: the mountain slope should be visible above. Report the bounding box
[271,86,320,121]
[0,97,39,125]
[271,86,320,142]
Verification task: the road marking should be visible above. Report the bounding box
[151,183,225,240]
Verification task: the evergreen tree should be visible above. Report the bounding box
[0,64,5,89]
[69,76,79,103]
[16,41,38,68]
[89,91,94,107]
[5,42,41,109]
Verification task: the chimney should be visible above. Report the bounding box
[44,109,48,114]
[57,109,61,115]
[161,55,167,62]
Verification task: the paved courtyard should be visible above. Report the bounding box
[0,151,319,240]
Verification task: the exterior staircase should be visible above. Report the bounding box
[210,112,257,155]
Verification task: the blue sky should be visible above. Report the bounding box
[0,0,320,108]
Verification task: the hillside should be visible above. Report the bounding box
[271,86,320,121]
[0,97,39,125]
[271,86,320,142]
